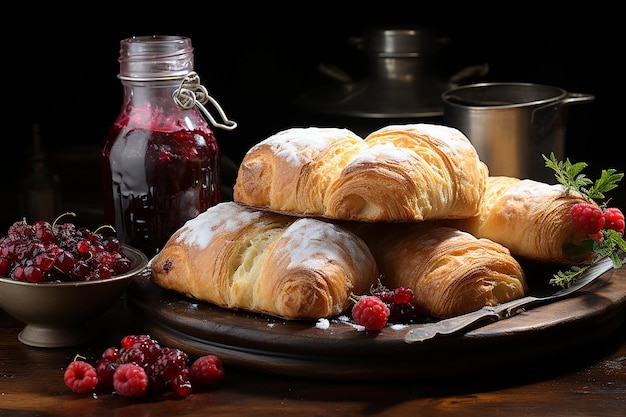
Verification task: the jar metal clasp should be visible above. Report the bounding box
[173,71,237,131]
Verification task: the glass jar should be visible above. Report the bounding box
[101,35,236,257]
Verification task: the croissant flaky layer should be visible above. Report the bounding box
[354,222,528,319]
[233,124,489,222]
[444,176,592,264]
[150,202,379,320]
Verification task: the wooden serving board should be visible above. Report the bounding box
[125,266,626,380]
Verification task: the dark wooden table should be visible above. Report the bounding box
[2,269,626,417]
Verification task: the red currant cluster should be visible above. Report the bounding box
[0,214,132,282]
[350,279,416,331]
[570,203,625,240]
[370,282,416,322]
[63,334,225,398]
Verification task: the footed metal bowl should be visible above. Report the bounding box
[0,244,148,347]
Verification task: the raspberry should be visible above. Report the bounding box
[64,360,98,394]
[351,295,390,330]
[603,207,625,234]
[571,202,605,235]
[189,355,225,386]
[113,363,149,398]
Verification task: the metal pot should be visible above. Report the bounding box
[442,82,595,183]
[294,26,488,136]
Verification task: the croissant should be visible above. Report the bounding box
[150,202,379,320]
[354,222,527,318]
[444,176,592,264]
[233,124,489,222]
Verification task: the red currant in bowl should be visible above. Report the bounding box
[0,236,148,348]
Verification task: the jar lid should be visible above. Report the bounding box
[118,35,194,81]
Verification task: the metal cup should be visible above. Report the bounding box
[442,82,594,183]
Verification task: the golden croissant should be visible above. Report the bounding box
[150,202,379,320]
[354,222,528,318]
[445,176,593,264]
[233,124,489,222]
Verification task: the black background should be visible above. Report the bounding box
[3,3,624,230]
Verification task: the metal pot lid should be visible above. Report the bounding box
[295,26,450,119]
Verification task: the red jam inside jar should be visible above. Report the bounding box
[102,122,220,257]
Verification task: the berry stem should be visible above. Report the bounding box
[52,212,77,229]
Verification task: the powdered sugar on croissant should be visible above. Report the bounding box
[150,202,378,320]
[233,124,488,221]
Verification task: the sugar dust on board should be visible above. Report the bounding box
[102,125,221,257]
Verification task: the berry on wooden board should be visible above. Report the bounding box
[351,295,390,330]
[350,277,417,330]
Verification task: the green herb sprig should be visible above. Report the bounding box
[543,153,623,205]
[543,153,626,288]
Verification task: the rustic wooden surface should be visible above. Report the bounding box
[1,267,625,417]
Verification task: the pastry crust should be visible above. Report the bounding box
[355,222,527,318]
[150,202,378,320]
[233,124,488,221]
[445,176,592,264]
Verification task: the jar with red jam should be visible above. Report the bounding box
[101,35,236,257]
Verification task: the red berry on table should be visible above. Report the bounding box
[169,368,193,397]
[570,202,605,235]
[64,360,98,394]
[603,207,625,234]
[189,355,225,386]
[120,334,154,350]
[64,334,226,398]
[95,359,118,392]
[113,363,149,398]
[351,295,390,330]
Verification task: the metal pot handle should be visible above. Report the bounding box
[560,92,595,106]
[531,91,595,139]
[534,92,595,115]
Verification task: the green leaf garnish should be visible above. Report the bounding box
[543,153,625,288]
[543,153,624,205]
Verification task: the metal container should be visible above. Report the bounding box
[294,26,488,136]
[442,82,594,183]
